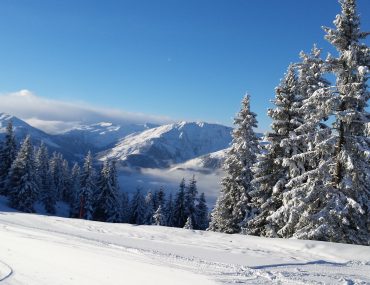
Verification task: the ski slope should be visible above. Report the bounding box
[0,201,369,284]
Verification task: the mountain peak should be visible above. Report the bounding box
[98,121,232,168]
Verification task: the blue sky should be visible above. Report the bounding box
[0,0,369,131]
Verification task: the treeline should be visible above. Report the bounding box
[209,0,370,245]
[0,122,209,230]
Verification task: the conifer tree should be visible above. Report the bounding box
[70,163,81,218]
[7,136,39,212]
[266,47,334,239]
[183,216,193,230]
[144,191,155,225]
[242,67,302,237]
[209,94,259,233]
[130,188,146,225]
[49,152,64,200]
[61,159,72,203]
[121,191,130,223]
[35,142,55,214]
[321,0,370,244]
[268,0,370,245]
[195,192,209,230]
[0,121,17,195]
[153,205,165,226]
[184,175,198,226]
[173,178,187,227]
[94,160,121,222]
[156,186,166,210]
[78,151,96,220]
[164,193,175,227]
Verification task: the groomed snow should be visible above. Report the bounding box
[0,198,369,285]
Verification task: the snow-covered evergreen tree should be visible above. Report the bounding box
[153,205,165,226]
[173,178,187,228]
[144,191,155,225]
[49,152,64,201]
[61,159,72,203]
[78,151,96,220]
[242,67,302,237]
[322,0,370,245]
[247,0,370,245]
[183,216,193,230]
[195,192,209,230]
[184,175,198,226]
[267,0,370,245]
[35,142,55,214]
[265,46,335,239]
[164,193,175,227]
[0,121,17,195]
[130,188,146,225]
[7,136,39,212]
[121,191,130,223]
[209,94,260,233]
[69,163,81,218]
[156,186,166,210]
[94,160,121,222]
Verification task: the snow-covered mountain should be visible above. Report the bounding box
[171,148,229,173]
[0,113,61,149]
[52,122,158,160]
[56,122,157,150]
[0,113,162,161]
[98,122,233,168]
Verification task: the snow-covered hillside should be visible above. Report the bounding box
[0,113,60,149]
[99,122,233,168]
[171,148,229,173]
[56,122,156,150]
[0,197,369,285]
[0,113,159,161]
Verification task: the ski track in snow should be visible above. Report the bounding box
[0,211,369,285]
[0,258,13,282]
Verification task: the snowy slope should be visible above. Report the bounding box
[0,197,369,285]
[0,113,90,161]
[98,122,233,168]
[55,122,156,150]
[0,113,158,161]
[171,148,229,173]
[0,113,61,149]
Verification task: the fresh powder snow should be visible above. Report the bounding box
[0,197,369,285]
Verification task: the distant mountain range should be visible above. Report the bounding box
[0,112,233,171]
[98,121,233,168]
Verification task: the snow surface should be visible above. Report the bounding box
[0,197,369,285]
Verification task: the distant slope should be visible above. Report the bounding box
[0,113,93,161]
[55,122,156,150]
[170,148,229,173]
[0,113,61,149]
[0,113,160,161]
[98,121,233,168]
[53,122,157,159]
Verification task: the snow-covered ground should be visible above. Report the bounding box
[0,199,369,285]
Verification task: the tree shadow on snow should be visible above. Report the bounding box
[250,260,346,270]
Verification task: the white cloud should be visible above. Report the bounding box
[24,118,80,134]
[0,90,174,133]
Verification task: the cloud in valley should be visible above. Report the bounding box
[0,90,174,133]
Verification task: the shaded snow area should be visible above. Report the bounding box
[0,200,369,284]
